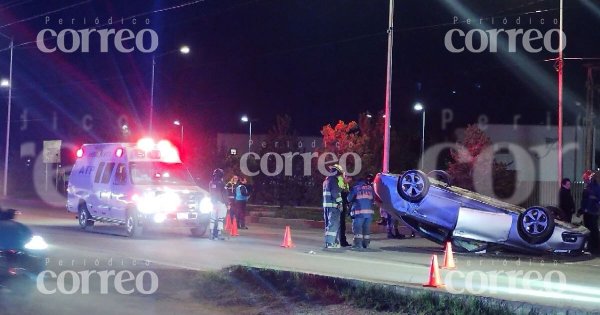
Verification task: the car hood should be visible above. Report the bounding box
[0,220,32,250]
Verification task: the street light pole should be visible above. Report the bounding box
[382,0,394,173]
[149,46,190,136]
[420,110,425,170]
[149,55,156,135]
[413,103,425,170]
[241,115,252,153]
[173,120,184,146]
[3,38,13,197]
[248,121,252,153]
[557,0,564,186]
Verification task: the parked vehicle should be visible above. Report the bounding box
[374,170,589,254]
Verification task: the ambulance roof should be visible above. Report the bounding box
[78,140,181,164]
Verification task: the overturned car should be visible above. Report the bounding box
[374,170,589,255]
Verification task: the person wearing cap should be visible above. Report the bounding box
[580,170,600,254]
[322,164,344,248]
[347,174,375,249]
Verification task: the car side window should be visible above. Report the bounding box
[94,162,105,183]
[100,162,116,184]
[113,163,128,185]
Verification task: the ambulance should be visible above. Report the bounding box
[66,138,212,237]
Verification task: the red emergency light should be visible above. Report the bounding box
[76,148,84,158]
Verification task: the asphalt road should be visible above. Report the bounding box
[4,200,600,314]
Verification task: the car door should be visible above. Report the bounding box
[109,163,129,222]
[87,162,106,216]
[96,162,116,219]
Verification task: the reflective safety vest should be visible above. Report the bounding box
[235,184,250,201]
[323,175,342,208]
[347,180,374,217]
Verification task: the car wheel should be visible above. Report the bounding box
[517,206,555,244]
[190,222,209,238]
[397,170,430,202]
[125,209,143,238]
[78,203,94,229]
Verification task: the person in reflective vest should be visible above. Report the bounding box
[347,174,375,249]
[235,177,251,229]
[209,169,228,240]
[323,164,344,248]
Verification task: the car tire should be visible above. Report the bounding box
[517,206,555,244]
[78,203,94,230]
[125,209,143,238]
[190,222,209,238]
[397,170,430,202]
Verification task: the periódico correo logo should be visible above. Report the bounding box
[37,16,158,53]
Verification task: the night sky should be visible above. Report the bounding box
[0,0,598,147]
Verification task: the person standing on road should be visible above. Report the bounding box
[235,177,251,229]
[323,164,344,248]
[347,174,375,249]
[580,170,600,254]
[558,178,576,223]
[225,175,239,222]
[209,169,228,240]
[338,174,352,247]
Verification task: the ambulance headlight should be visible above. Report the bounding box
[159,191,181,213]
[134,193,159,214]
[24,235,48,250]
[153,213,167,223]
[199,197,213,214]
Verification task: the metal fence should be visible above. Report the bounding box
[520,181,584,209]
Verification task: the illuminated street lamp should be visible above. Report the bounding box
[241,115,252,153]
[179,46,190,54]
[0,79,9,87]
[173,120,183,146]
[413,102,425,170]
[149,45,190,134]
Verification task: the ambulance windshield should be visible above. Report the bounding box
[129,162,195,186]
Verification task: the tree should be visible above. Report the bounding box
[447,125,514,198]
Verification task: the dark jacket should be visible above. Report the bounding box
[558,187,575,215]
[581,181,600,216]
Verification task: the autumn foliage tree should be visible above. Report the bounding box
[447,125,514,198]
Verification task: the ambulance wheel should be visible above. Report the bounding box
[126,209,143,238]
[78,203,94,229]
[190,222,209,238]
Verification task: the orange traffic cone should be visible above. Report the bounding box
[280,226,294,248]
[423,255,445,288]
[441,242,456,270]
[224,215,232,232]
[230,217,239,237]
